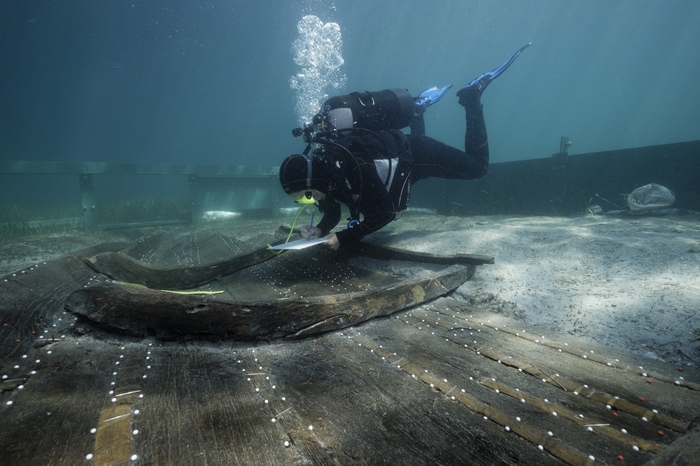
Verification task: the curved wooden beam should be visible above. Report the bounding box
[85,245,280,290]
[65,264,475,341]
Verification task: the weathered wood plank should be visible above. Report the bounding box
[366,299,700,464]
[64,265,475,340]
[372,313,659,464]
[85,229,492,292]
[129,342,301,465]
[3,229,698,465]
[86,244,279,290]
[259,329,560,465]
[425,301,699,423]
[0,242,126,361]
[0,336,139,465]
[348,241,495,265]
[2,304,698,465]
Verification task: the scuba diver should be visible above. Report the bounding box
[279,43,531,250]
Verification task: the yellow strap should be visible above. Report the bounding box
[115,281,223,295]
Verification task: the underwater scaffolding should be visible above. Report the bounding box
[1,139,699,231]
[0,162,281,231]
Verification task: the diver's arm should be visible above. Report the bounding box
[315,198,341,235]
[334,199,395,246]
[334,162,397,247]
[324,232,340,250]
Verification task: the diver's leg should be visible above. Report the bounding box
[451,42,533,177]
[408,131,487,183]
[407,88,489,182]
[409,43,531,184]
[460,92,489,178]
[410,114,426,136]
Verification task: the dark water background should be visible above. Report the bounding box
[1,0,699,207]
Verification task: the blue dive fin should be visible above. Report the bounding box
[415,84,453,113]
[462,42,532,92]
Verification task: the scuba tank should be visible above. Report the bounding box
[317,88,416,133]
[290,89,418,220]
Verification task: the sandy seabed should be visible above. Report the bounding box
[375,212,700,367]
[2,212,699,367]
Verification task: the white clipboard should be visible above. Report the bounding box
[269,237,330,251]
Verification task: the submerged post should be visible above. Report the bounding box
[188,174,203,225]
[79,173,98,230]
[548,137,571,215]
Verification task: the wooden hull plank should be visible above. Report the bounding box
[64,265,475,340]
[84,229,492,292]
[3,230,698,464]
[423,301,699,425]
[0,335,143,465]
[86,235,279,290]
[256,330,557,465]
[126,342,302,465]
[349,241,495,265]
[1,303,698,464]
[362,298,700,464]
[356,318,627,464]
[0,242,126,361]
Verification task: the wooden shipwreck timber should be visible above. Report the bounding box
[66,232,486,340]
[0,227,698,465]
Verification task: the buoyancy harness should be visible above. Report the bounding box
[292,89,419,226]
[332,128,413,210]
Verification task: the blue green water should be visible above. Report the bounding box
[1,0,699,203]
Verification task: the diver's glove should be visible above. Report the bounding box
[414,84,453,115]
[458,42,532,106]
[300,225,322,240]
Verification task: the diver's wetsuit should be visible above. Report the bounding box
[315,98,488,247]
